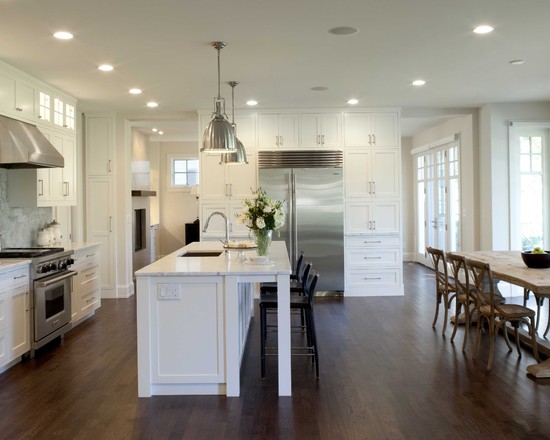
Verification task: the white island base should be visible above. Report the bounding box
[135,241,291,397]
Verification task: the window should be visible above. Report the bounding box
[39,92,51,122]
[168,155,199,190]
[54,98,64,127]
[509,124,549,251]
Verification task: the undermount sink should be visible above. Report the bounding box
[177,251,223,258]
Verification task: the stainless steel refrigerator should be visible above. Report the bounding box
[258,150,344,294]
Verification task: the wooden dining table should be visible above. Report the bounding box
[455,250,550,378]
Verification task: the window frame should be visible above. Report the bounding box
[167,154,199,192]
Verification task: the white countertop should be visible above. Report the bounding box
[0,259,31,271]
[63,242,101,252]
[135,240,291,277]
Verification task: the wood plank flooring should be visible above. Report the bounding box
[0,263,549,440]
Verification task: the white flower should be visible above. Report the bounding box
[256,217,266,229]
[264,205,272,213]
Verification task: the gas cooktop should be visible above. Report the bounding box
[0,247,65,258]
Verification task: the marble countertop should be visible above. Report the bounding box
[0,259,31,271]
[135,240,291,277]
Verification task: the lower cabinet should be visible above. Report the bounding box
[201,200,250,240]
[344,235,403,296]
[71,245,101,325]
[0,263,31,372]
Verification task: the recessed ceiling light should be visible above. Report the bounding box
[509,59,525,65]
[152,128,158,132]
[329,26,359,36]
[146,101,158,108]
[412,79,426,86]
[53,31,74,40]
[98,64,114,72]
[158,131,164,135]
[246,100,258,106]
[129,88,142,95]
[311,86,329,91]
[473,25,494,34]
[347,99,359,105]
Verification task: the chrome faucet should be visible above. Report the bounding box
[202,211,229,244]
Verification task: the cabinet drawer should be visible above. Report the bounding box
[346,247,400,268]
[81,290,101,314]
[346,268,402,287]
[7,267,29,287]
[77,266,100,292]
[345,235,400,248]
[73,250,99,268]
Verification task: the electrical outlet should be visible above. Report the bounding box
[158,284,181,299]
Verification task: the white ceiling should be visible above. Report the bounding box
[1,0,549,139]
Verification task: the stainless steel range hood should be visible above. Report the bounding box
[0,115,64,168]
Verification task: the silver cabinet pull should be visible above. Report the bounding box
[279,136,283,146]
[364,277,382,280]
[321,134,325,145]
[372,134,376,145]
[109,216,113,233]
[38,179,44,196]
[63,181,69,196]
[16,107,23,112]
[363,256,382,259]
[108,160,112,173]
[372,181,376,194]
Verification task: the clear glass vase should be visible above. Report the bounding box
[252,229,272,256]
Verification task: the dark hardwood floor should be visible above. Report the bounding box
[1,263,549,440]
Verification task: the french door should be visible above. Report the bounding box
[415,141,461,265]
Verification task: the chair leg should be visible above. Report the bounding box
[513,324,522,357]
[474,314,483,359]
[462,302,471,352]
[307,308,319,378]
[487,320,495,371]
[544,301,550,338]
[450,301,462,343]
[501,322,513,352]
[442,294,449,335]
[432,292,441,328]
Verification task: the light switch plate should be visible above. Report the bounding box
[158,284,181,299]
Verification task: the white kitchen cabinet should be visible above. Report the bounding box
[86,178,115,295]
[344,148,400,198]
[199,112,258,151]
[300,113,342,148]
[258,113,300,149]
[344,112,399,147]
[345,200,400,234]
[7,128,76,207]
[53,94,76,132]
[0,70,35,121]
[201,200,250,239]
[344,235,403,296]
[71,245,101,325]
[86,115,115,177]
[200,151,257,201]
[35,88,53,127]
[0,264,31,372]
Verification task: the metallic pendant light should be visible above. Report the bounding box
[201,41,236,154]
[220,81,248,165]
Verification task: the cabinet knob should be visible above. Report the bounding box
[16,107,23,112]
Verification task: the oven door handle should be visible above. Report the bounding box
[35,270,77,288]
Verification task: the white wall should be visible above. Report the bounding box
[158,141,198,257]
[478,102,550,250]
[410,113,477,252]
[400,137,414,260]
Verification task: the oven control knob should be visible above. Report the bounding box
[68,258,75,266]
[50,262,57,271]
[38,265,48,274]
[58,261,67,270]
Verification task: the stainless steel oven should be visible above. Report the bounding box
[33,269,76,344]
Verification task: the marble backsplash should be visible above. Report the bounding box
[0,169,53,248]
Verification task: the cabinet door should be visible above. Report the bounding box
[227,151,257,199]
[278,114,300,148]
[370,149,399,198]
[344,150,372,197]
[35,89,53,127]
[371,113,399,147]
[319,113,342,147]
[200,154,228,199]
[87,178,115,293]
[229,201,250,237]
[299,114,320,147]
[10,285,30,359]
[86,116,114,176]
[0,71,16,116]
[371,202,400,234]
[50,132,65,201]
[345,201,372,234]
[344,113,371,147]
[234,114,257,150]
[15,78,35,120]
[258,114,279,149]
[61,136,76,202]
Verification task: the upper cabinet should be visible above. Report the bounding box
[258,113,300,149]
[344,112,399,147]
[0,71,35,121]
[85,115,114,177]
[300,113,342,148]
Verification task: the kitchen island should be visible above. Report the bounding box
[135,241,291,397]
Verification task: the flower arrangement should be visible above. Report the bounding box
[236,188,285,231]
